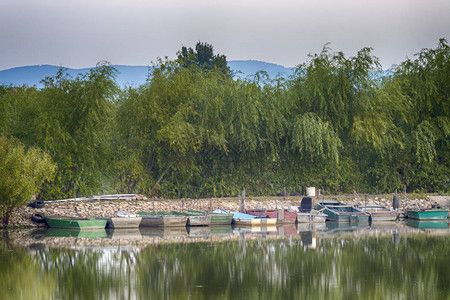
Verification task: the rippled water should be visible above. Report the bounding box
[1,222,449,300]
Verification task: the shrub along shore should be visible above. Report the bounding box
[3,194,448,228]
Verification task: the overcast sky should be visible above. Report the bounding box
[1,0,449,70]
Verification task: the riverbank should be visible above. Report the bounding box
[3,194,449,228]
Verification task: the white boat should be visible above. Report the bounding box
[358,205,398,222]
[297,211,327,223]
[102,211,142,229]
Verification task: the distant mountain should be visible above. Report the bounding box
[228,60,295,80]
[0,65,150,88]
[0,61,295,88]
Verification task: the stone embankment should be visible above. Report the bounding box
[5,193,448,228]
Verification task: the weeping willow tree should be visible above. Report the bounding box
[33,62,119,199]
[112,57,234,196]
[284,45,384,192]
[1,41,448,198]
[390,38,450,192]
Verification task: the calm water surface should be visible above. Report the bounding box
[1,222,449,300]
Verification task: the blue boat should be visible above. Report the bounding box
[213,209,277,226]
[315,200,370,223]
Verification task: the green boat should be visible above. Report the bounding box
[45,216,107,230]
[146,211,234,226]
[315,200,370,223]
[187,211,234,226]
[407,210,448,220]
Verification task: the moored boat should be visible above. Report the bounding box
[137,212,188,227]
[406,209,448,220]
[233,218,277,226]
[295,196,327,223]
[297,211,327,223]
[245,209,297,223]
[357,205,398,222]
[213,209,277,226]
[315,200,370,223]
[44,216,107,230]
[172,210,234,226]
[101,211,142,229]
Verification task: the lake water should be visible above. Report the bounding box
[1,222,449,300]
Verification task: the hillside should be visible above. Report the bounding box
[0,61,295,88]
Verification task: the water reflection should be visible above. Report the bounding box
[406,219,448,229]
[1,224,449,299]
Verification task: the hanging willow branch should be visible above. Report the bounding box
[291,112,342,163]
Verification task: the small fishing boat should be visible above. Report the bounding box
[315,200,370,223]
[297,211,327,223]
[245,209,297,223]
[406,209,448,220]
[137,212,188,227]
[187,226,233,237]
[213,209,277,226]
[295,197,327,223]
[101,211,142,229]
[357,205,398,222]
[44,216,107,230]
[186,211,234,226]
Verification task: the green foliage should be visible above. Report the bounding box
[35,62,118,199]
[292,44,381,136]
[177,41,231,76]
[0,136,56,225]
[291,112,342,163]
[0,40,449,198]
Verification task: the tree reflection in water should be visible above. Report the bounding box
[1,232,449,299]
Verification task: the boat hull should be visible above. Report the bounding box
[45,217,107,230]
[407,210,448,220]
[139,215,164,227]
[233,218,277,226]
[210,213,233,225]
[369,212,398,222]
[358,206,398,222]
[297,212,327,223]
[316,201,370,223]
[320,207,370,223]
[188,214,233,226]
[163,216,188,227]
[103,217,142,229]
[245,209,297,223]
[137,213,188,227]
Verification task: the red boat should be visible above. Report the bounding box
[245,209,297,223]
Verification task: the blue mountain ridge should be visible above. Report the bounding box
[0,61,296,88]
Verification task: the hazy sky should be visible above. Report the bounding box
[1,0,449,70]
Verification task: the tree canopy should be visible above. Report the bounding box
[0,136,56,225]
[0,40,448,202]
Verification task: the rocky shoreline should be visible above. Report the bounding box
[3,194,449,228]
